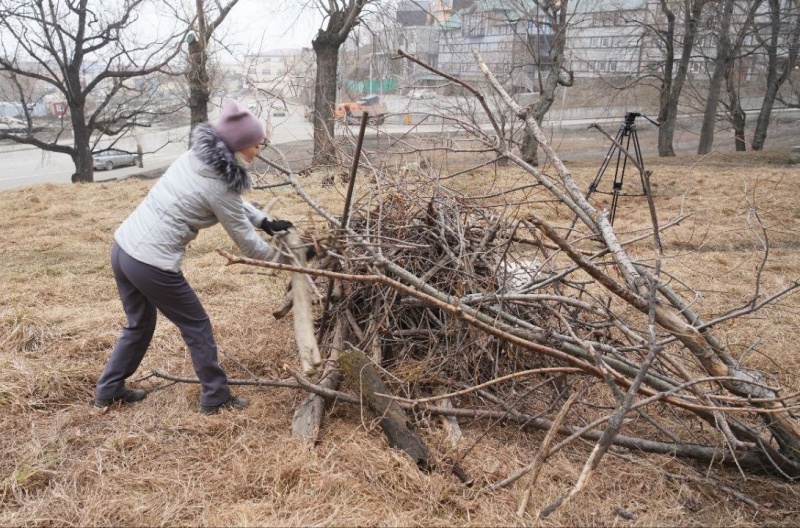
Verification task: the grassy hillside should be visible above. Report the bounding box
[1,144,799,526]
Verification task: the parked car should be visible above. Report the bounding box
[92,149,138,171]
[0,117,27,133]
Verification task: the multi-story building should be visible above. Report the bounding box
[402,0,794,81]
[396,1,442,88]
[372,0,795,102]
[567,0,790,83]
[437,0,552,93]
[567,0,655,78]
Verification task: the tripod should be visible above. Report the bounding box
[583,112,657,226]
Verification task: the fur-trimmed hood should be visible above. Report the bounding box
[190,122,251,193]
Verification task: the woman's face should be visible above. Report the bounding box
[238,141,263,164]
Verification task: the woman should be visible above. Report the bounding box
[95,99,292,415]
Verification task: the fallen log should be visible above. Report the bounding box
[291,317,345,441]
[268,228,322,375]
[339,346,432,471]
[286,231,322,375]
[273,255,334,319]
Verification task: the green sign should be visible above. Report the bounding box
[347,78,398,94]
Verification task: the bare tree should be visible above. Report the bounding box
[720,1,766,151]
[654,0,708,157]
[751,0,800,151]
[723,58,750,151]
[517,1,574,166]
[182,0,240,130]
[589,0,708,157]
[697,0,737,154]
[696,0,767,154]
[0,0,185,183]
[310,0,378,164]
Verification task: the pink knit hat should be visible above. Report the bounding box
[214,99,265,152]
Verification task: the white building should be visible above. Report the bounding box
[437,0,553,93]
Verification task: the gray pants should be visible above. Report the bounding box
[96,243,231,406]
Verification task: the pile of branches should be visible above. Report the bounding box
[326,185,589,392]
[210,50,800,517]
[297,168,800,479]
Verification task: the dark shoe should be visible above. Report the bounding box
[94,388,147,408]
[199,395,249,415]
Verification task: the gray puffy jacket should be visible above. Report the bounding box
[114,123,275,273]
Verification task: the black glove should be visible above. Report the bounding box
[261,218,293,235]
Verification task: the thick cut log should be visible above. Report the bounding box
[339,347,433,470]
[291,365,342,440]
[292,317,345,440]
[259,200,322,374]
[282,230,322,375]
[273,255,334,319]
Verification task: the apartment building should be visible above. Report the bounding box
[391,0,792,88]
[567,0,655,78]
[437,0,552,92]
[567,0,790,83]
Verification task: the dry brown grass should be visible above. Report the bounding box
[2,139,800,526]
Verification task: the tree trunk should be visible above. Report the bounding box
[697,0,734,155]
[726,61,748,151]
[657,101,677,157]
[64,53,93,184]
[752,0,800,151]
[521,114,542,166]
[522,5,572,166]
[188,0,210,131]
[312,40,341,165]
[71,108,94,183]
[753,0,782,151]
[657,1,677,157]
[291,317,344,441]
[658,0,705,157]
[285,231,322,375]
[188,38,210,130]
[721,0,765,152]
[186,0,241,132]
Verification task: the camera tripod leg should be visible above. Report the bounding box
[566,117,648,237]
[566,126,628,238]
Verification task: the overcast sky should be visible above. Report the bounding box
[217,0,321,59]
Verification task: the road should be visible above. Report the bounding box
[2,102,797,191]
[0,102,470,190]
[0,104,314,191]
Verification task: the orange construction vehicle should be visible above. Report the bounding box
[335,94,388,125]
